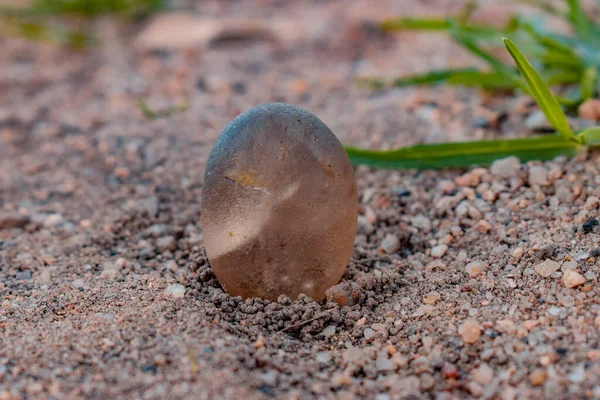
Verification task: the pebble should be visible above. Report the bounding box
[561,260,577,271]
[490,156,520,178]
[474,220,492,234]
[568,364,586,383]
[164,284,186,298]
[512,247,524,261]
[363,328,376,341]
[465,261,488,277]
[16,271,32,280]
[321,325,336,337]
[524,110,551,130]
[528,166,548,186]
[71,279,85,289]
[411,215,432,231]
[0,212,30,229]
[442,363,458,379]
[563,269,585,288]
[423,291,440,305]
[43,213,64,228]
[529,369,547,386]
[472,363,493,385]
[431,244,448,258]
[316,352,332,364]
[578,98,600,121]
[379,234,400,254]
[459,319,481,344]
[376,351,395,372]
[37,269,52,284]
[584,196,599,210]
[534,260,561,277]
[259,370,278,386]
[156,236,176,251]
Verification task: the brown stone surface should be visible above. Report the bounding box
[201,103,357,300]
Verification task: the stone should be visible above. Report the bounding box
[465,261,488,277]
[528,166,548,186]
[568,364,586,383]
[376,351,395,372]
[459,319,481,344]
[164,284,186,298]
[442,363,458,379]
[316,352,332,364]
[0,212,30,229]
[321,325,336,337]
[379,234,401,254]
[534,259,560,277]
[71,279,85,289]
[431,244,448,258]
[563,269,585,288]
[363,328,376,341]
[325,281,360,307]
[43,214,64,228]
[156,236,176,251]
[423,291,440,305]
[472,363,494,385]
[490,156,520,178]
[578,98,600,121]
[201,104,357,300]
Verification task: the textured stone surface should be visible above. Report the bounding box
[201,103,358,300]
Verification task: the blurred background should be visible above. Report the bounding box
[1,0,599,212]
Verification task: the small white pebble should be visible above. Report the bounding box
[364,328,376,341]
[490,156,520,178]
[164,283,186,298]
[379,234,400,254]
[534,259,560,277]
[528,166,548,186]
[465,261,488,277]
[431,244,448,258]
[321,325,336,337]
[71,279,85,289]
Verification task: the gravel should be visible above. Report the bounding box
[1,0,600,398]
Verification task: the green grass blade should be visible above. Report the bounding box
[577,127,600,146]
[503,38,575,141]
[580,66,597,101]
[445,70,519,89]
[345,135,579,169]
[380,17,451,31]
[357,69,519,90]
[544,70,582,85]
[453,35,510,73]
[390,68,478,86]
[138,99,157,120]
[565,0,600,45]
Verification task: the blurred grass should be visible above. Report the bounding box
[347,38,600,169]
[362,0,600,110]
[0,0,165,48]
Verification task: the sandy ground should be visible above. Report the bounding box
[1,0,600,399]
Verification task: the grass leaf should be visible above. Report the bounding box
[503,38,575,140]
[565,0,600,45]
[580,66,597,101]
[577,127,600,145]
[391,68,478,86]
[345,135,579,169]
[380,17,451,32]
[357,69,520,90]
[138,99,157,120]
